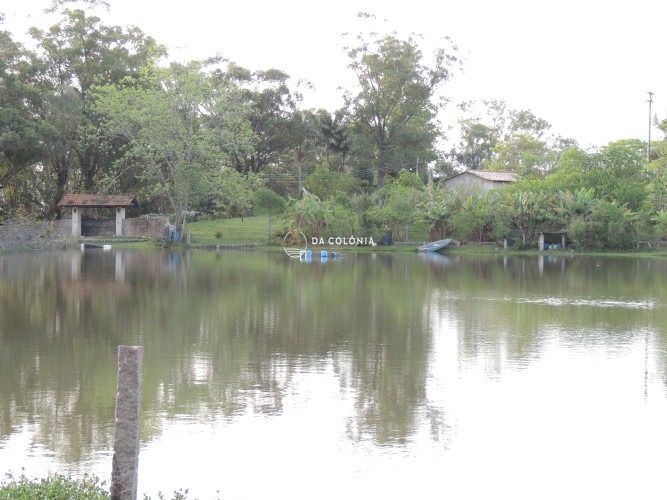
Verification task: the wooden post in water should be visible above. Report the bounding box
[111,345,143,500]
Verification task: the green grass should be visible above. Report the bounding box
[108,239,162,249]
[0,473,199,500]
[186,215,431,246]
[0,473,108,500]
[187,215,271,244]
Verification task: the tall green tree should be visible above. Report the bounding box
[451,120,498,170]
[451,101,572,176]
[222,65,301,174]
[93,63,250,230]
[0,17,42,214]
[29,7,164,214]
[345,34,457,186]
[318,110,350,171]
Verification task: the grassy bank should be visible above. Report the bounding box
[179,217,667,258]
[186,216,430,246]
[97,238,162,250]
[187,215,271,244]
[30,214,662,258]
[445,244,667,258]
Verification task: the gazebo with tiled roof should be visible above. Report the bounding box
[57,194,138,237]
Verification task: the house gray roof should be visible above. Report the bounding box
[443,170,519,183]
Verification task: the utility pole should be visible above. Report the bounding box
[648,91,654,162]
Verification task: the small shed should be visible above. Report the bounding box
[538,231,568,251]
[441,170,518,194]
[57,194,138,237]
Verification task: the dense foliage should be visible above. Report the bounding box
[1,4,666,249]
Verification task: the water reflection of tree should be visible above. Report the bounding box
[2,251,667,464]
[430,255,667,378]
[0,251,440,462]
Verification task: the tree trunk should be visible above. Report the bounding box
[174,205,184,234]
[51,161,69,219]
[429,220,445,241]
[83,162,97,193]
[377,146,386,187]
[80,146,98,193]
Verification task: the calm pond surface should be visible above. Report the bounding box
[1,250,667,499]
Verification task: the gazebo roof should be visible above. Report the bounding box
[57,194,138,208]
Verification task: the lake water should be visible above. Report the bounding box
[1,250,667,499]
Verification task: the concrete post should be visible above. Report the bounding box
[111,346,143,500]
[561,234,566,249]
[116,208,126,237]
[538,233,545,251]
[72,207,81,237]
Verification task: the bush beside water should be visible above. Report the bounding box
[0,473,197,500]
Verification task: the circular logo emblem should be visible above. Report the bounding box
[282,229,308,259]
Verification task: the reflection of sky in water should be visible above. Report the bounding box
[1,251,667,499]
[6,334,665,499]
[517,297,657,309]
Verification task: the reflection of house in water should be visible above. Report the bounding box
[66,250,132,295]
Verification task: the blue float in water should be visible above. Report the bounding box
[300,249,313,262]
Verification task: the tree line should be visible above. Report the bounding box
[1,3,666,249]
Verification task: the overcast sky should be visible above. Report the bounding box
[3,0,666,149]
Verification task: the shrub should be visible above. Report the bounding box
[653,210,667,240]
[0,473,198,500]
[0,473,108,500]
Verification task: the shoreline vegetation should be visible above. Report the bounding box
[1,5,667,255]
[2,215,666,258]
[0,472,198,500]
